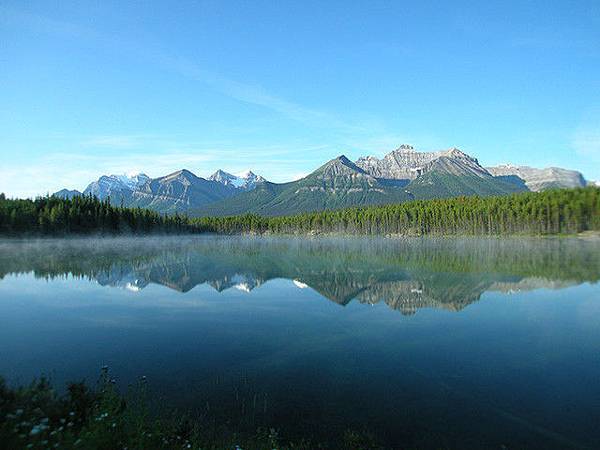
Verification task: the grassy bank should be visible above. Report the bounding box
[0,369,381,450]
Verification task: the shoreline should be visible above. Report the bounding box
[1,229,600,240]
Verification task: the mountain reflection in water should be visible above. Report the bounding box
[1,236,597,315]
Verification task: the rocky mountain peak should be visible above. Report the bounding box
[443,147,468,157]
[83,172,151,198]
[317,155,363,175]
[208,169,234,183]
[356,146,488,180]
[53,189,82,200]
[165,169,199,182]
[310,155,373,183]
[236,169,256,178]
[209,169,266,191]
[486,164,587,192]
[334,154,354,165]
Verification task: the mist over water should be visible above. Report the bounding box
[1,236,599,448]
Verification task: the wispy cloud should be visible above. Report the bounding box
[81,135,151,149]
[2,7,365,134]
[160,54,358,130]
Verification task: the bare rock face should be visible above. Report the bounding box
[486,164,586,191]
[317,155,373,180]
[208,169,266,191]
[294,155,382,194]
[356,145,490,180]
[83,173,150,198]
[130,169,235,211]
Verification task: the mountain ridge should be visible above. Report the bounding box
[208,169,266,191]
[196,148,530,216]
[356,145,490,180]
[486,164,587,192]
[52,145,588,216]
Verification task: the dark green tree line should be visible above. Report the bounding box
[194,187,600,236]
[0,194,192,235]
[1,187,599,236]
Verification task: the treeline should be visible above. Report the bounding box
[195,187,600,236]
[1,187,599,236]
[0,194,192,235]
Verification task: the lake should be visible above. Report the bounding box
[1,236,599,448]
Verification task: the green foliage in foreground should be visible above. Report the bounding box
[0,370,380,450]
[1,187,599,236]
[0,194,192,235]
[195,187,600,236]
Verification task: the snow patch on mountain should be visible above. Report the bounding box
[83,173,150,198]
[208,169,266,191]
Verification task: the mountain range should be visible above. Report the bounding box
[54,145,589,216]
[208,169,265,191]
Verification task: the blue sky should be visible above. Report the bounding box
[1,0,599,197]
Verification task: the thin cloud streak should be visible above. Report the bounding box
[81,135,151,150]
[3,7,366,133]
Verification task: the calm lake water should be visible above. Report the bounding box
[1,236,599,448]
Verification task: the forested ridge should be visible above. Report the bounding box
[0,194,192,235]
[0,187,599,236]
[196,187,600,236]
